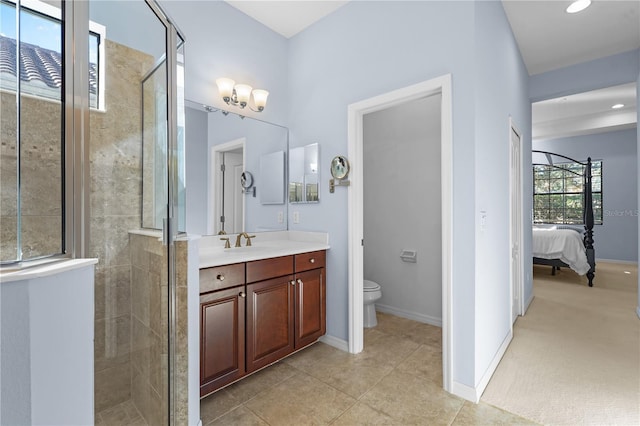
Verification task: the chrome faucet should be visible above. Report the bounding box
[234,232,256,247]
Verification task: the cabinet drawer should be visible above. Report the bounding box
[246,255,294,283]
[200,263,245,293]
[295,250,326,272]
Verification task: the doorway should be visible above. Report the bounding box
[509,118,524,323]
[347,75,453,392]
[209,138,246,235]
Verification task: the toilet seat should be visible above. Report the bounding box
[363,279,381,292]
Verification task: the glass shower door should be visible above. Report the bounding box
[88,1,184,424]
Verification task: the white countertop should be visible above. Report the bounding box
[0,258,99,283]
[199,231,330,268]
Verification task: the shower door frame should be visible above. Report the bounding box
[67,0,186,423]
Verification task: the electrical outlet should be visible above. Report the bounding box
[293,211,300,224]
[277,211,284,223]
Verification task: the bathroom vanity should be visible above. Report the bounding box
[198,233,328,397]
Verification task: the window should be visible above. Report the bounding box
[533,160,602,225]
[0,0,105,109]
[0,0,105,264]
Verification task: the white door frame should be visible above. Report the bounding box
[509,118,524,322]
[208,138,246,235]
[347,74,453,392]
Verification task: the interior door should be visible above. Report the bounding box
[510,121,523,323]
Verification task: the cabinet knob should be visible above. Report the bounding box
[239,291,246,298]
[290,280,296,286]
[309,258,315,264]
[297,279,303,285]
[216,274,225,281]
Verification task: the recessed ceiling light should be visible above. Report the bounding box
[611,104,625,109]
[566,0,591,14]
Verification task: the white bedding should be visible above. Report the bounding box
[532,228,590,275]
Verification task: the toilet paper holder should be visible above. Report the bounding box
[400,250,417,263]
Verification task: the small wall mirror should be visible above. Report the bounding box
[289,143,319,203]
[260,150,286,205]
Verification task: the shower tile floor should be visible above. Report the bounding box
[200,312,535,425]
[95,400,146,426]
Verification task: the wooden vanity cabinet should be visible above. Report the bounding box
[246,256,295,373]
[293,251,326,349]
[199,263,245,396]
[200,250,326,396]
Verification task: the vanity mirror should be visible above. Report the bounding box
[186,101,288,235]
[289,143,319,203]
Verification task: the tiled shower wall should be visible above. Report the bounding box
[129,233,190,425]
[90,39,154,413]
[0,93,62,261]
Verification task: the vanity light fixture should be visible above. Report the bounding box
[611,103,625,109]
[566,0,591,14]
[216,77,269,112]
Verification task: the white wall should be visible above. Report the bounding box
[1,263,95,425]
[287,1,530,393]
[164,0,531,397]
[472,1,532,387]
[363,95,442,324]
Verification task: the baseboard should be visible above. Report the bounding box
[318,334,349,352]
[475,330,513,402]
[375,304,442,327]
[596,258,638,265]
[450,331,515,403]
[523,293,534,315]
[451,380,478,403]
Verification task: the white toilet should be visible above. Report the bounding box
[363,279,382,328]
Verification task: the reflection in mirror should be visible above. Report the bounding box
[260,150,286,205]
[185,101,288,234]
[289,143,319,203]
[212,139,245,234]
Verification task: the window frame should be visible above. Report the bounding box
[533,159,603,226]
[9,0,106,111]
[0,0,97,267]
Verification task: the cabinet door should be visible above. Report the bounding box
[246,275,295,373]
[294,268,326,349]
[200,287,245,397]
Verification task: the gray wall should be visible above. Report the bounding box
[363,95,442,324]
[534,128,638,263]
[185,107,208,235]
[637,57,640,318]
[160,0,289,127]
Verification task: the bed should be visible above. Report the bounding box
[532,150,596,287]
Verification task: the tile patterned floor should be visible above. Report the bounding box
[95,400,146,426]
[201,312,537,425]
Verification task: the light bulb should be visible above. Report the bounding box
[252,89,269,111]
[566,0,591,14]
[234,84,252,108]
[216,78,235,103]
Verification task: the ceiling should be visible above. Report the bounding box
[225,0,639,139]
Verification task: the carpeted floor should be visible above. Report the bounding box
[482,262,640,425]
